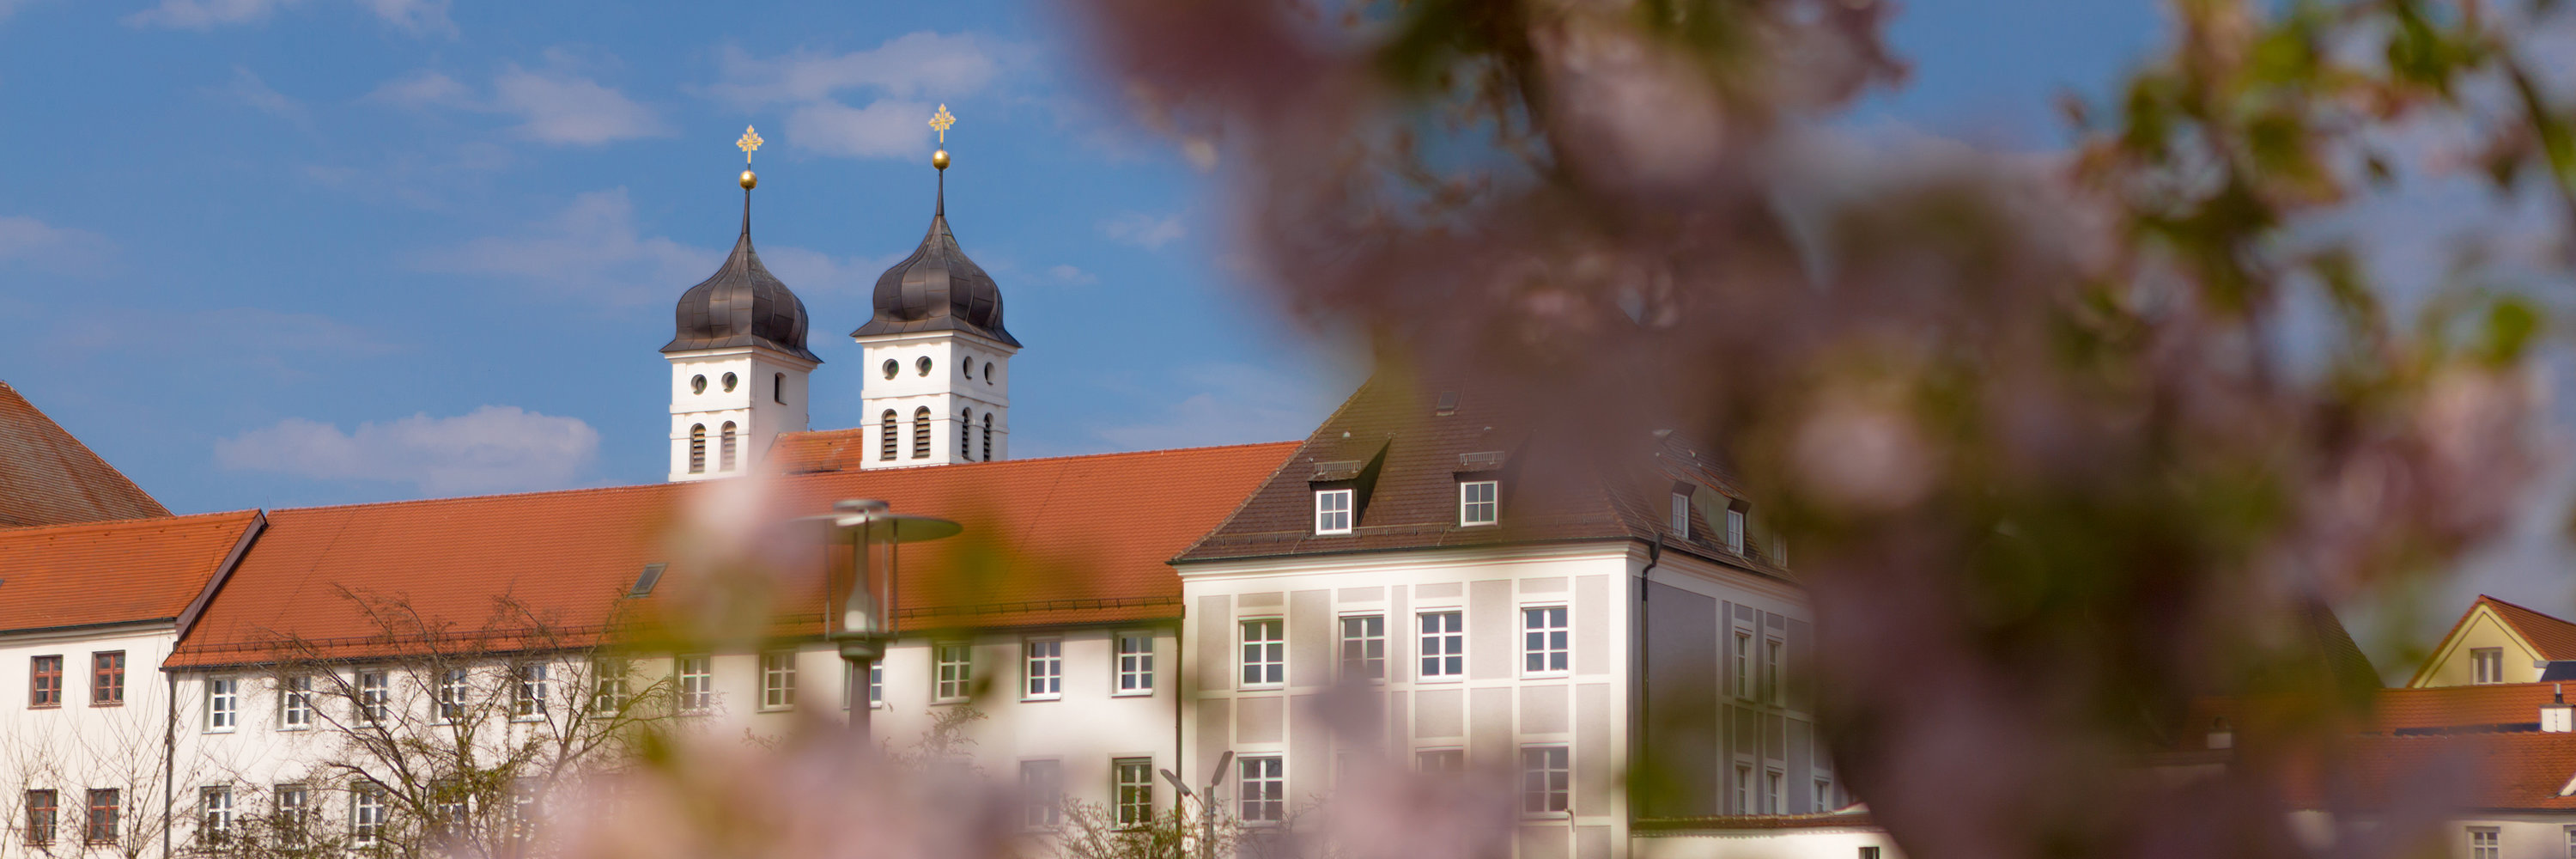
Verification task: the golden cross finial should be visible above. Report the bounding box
[929,105,956,144]
[737,125,764,163]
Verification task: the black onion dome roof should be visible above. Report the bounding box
[661,195,822,362]
[853,203,1020,348]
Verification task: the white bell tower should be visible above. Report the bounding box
[849,106,1020,469]
[662,126,823,482]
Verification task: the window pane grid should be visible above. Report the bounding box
[1420,612,1464,678]
[207,679,237,731]
[1241,620,1285,686]
[1315,490,1354,534]
[1116,635,1154,693]
[25,789,56,846]
[516,664,550,717]
[1115,758,1154,828]
[1020,761,1062,830]
[30,655,60,707]
[1520,746,1570,814]
[936,644,972,702]
[678,656,714,712]
[762,652,798,710]
[92,652,124,705]
[437,668,469,722]
[1460,480,1498,526]
[1340,615,1386,680]
[1522,607,1569,673]
[282,676,312,728]
[1240,757,1285,823]
[84,789,118,845]
[1025,641,1062,698]
[358,671,388,724]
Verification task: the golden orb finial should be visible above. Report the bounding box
[933,149,950,171]
[735,125,765,190]
[740,169,758,190]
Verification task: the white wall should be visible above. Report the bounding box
[667,345,817,482]
[0,624,182,859]
[853,330,1015,467]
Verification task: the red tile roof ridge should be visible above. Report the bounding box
[0,508,259,538]
[263,481,683,515]
[0,380,173,526]
[1170,381,1382,562]
[774,434,1302,463]
[2475,594,2576,660]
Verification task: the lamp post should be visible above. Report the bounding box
[1159,750,1230,859]
[806,498,960,736]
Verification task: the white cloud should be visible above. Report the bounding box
[354,0,448,35]
[1100,212,1186,249]
[0,0,45,25]
[420,188,708,304]
[212,65,306,123]
[786,99,933,159]
[0,216,114,272]
[1085,363,1341,451]
[706,33,1005,161]
[125,0,444,31]
[366,70,473,110]
[125,0,294,28]
[491,64,667,145]
[216,406,599,494]
[707,34,1000,106]
[1046,264,1097,285]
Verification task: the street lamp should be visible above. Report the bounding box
[1159,750,1230,859]
[802,498,960,736]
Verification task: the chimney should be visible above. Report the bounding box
[2543,684,2573,734]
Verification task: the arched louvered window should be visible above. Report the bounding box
[958,409,973,460]
[981,413,993,461]
[720,422,738,471]
[912,407,932,460]
[688,424,707,474]
[879,411,898,461]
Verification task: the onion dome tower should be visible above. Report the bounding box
[852,105,1018,469]
[661,125,821,482]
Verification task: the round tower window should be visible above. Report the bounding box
[963,361,974,380]
[721,372,738,392]
[983,362,994,383]
[916,356,933,376]
[690,375,708,394]
[882,359,898,380]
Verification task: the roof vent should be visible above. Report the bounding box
[2547,684,2574,734]
[629,563,668,597]
[1458,451,1507,472]
[1434,391,1458,416]
[1311,460,1366,482]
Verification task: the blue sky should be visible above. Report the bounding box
[0,0,2160,514]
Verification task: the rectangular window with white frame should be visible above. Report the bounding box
[436,668,469,723]
[1025,639,1063,699]
[2562,824,2574,859]
[1239,755,1285,824]
[761,652,798,710]
[1340,615,1386,681]
[205,679,237,733]
[1733,765,1752,815]
[1815,777,1834,812]
[274,785,307,845]
[1766,769,1785,813]
[1114,758,1154,829]
[1419,612,1465,679]
[1315,489,1354,534]
[1670,491,1692,537]
[1115,634,1154,695]
[356,671,388,725]
[1726,508,1747,554]
[2473,647,2504,684]
[280,675,312,729]
[350,788,384,846]
[199,786,231,842]
[1733,631,1753,699]
[589,661,624,716]
[870,663,884,708]
[2471,826,2500,859]
[1520,746,1571,816]
[1019,760,1062,830]
[1522,606,1569,675]
[934,643,972,703]
[1765,637,1785,704]
[514,663,550,720]
[677,655,714,713]
[1459,480,1498,526]
[1241,619,1285,687]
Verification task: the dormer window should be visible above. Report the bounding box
[1315,489,1355,535]
[1669,491,1691,537]
[1726,509,1747,554]
[1460,480,1498,527]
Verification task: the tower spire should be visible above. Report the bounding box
[929,104,954,216]
[736,125,763,237]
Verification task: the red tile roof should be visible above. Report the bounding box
[2371,684,2567,733]
[2475,595,2576,661]
[0,511,263,634]
[0,381,170,527]
[168,443,1297,667]
[2283,732,2576,812]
